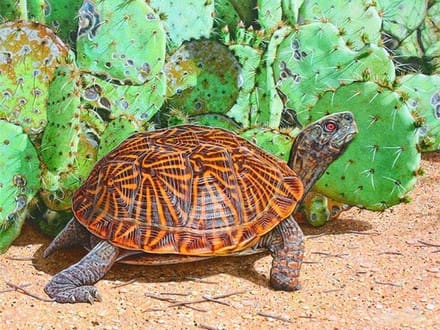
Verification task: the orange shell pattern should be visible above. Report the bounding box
[73,125,303,256]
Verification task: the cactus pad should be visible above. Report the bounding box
[397,74,440,152]
[76,0,166,85]
[310,82,421,210]
[81,72,166,123]
[0,120,40,253]
[0,20,68,136]
[167,39,241,117]
[298,0,382,50]
[44,0,83,48]
[148,0,215,49]
[273,22,395,125]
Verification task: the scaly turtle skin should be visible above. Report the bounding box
[43,112,357,303]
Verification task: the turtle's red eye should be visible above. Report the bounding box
[324,120,337,132]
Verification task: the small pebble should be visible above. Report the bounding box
[426,304,435,311]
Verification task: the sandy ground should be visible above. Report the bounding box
[0,152,439,330]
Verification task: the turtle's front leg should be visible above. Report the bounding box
[258,216,304,291]
[44,240,119,303]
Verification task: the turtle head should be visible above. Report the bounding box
[289,111,358,195]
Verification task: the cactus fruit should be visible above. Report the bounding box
[166,39,241,118]
[295,191,350,227]
[147,0,215,49]
[0,20,68,136]
[298,0,382,50]
[81,72,166,123]
[43,0,83,48]
[310,82,421,210]
[76,0,166,85]
[396,74,440,152]
[272,22,395,125]
[0,120,41,253]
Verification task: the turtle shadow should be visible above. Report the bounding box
[26,217,372,290]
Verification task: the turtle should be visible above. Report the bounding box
[43,111,357,303]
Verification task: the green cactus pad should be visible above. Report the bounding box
[240,127,294,162]
[40,65,97,210]
[397,74,440,152]
[420,2,440,72]
[147,0,215,49]
[377,0,426,42]
[273,22,395,125]
[213,0,242,36]
[227,44,262,128]
[44,0,83,48]
[310,82,421,210]
[0,20,69,136]
[251,26,292,128]
[281,0,304,25]
[167,39,241,117]
[76,0,166,85]
[0,120,41,253]
[97,116,143,159]
[81,72,166,123]
[188,113,242,132]
[226,0,258,26]
[257,0,283,31]
[298,0,382,50]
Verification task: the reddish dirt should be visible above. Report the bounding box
[1,153,439,329]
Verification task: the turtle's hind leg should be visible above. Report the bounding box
[43,218,90,258]
[44,240,119,303]
[258,216,304,291]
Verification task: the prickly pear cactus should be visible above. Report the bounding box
[257,0,283,31]
[226,44,262,128]
[240,127,294,161]
[81,72,166,123]
[44,0,83,48]
[166,39,241,119]
[76,0,166,85]
[147,0,215,49]
[272,22,395,125]
[0,20,69,136]
[311,82,421,210]
[397,74,440,152]
[377,0,427,42]
[0,120,40,253]
[97,116,143,159]
[40,65,96,210]
[298,0,382,50]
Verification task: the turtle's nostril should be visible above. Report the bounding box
[343,112,353,122]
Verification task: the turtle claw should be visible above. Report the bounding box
[45,284,102,304]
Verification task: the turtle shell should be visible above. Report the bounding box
[72,125,303,256]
